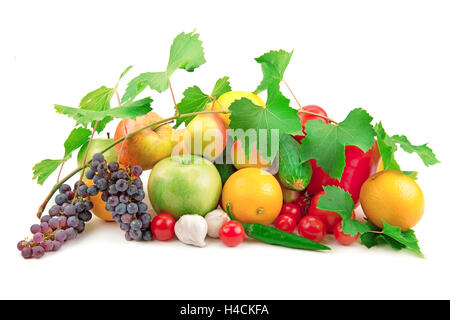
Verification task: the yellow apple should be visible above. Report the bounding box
[172,113,226,161]
[114,112,173,170]
[206,91,265,128]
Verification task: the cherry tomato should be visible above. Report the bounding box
[151,213,175,241]
[219,220,245,247]
[298,216,326,243]
[308,191,343,233]
[280,203,303,222]
[334,222,359,245]
[275,214,297,233]
[294,193,311,218]
[293,105,329,143]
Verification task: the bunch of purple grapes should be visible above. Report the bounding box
[17,183,93,259]
[86,153,152,241]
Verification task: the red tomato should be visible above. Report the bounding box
[293,105,329,143]
[298,216,326,243]
[308,191,343,233]
[219,221,245,247]
[294,193,311,218]
[151,213,175,241]
[280,203,303,222]
[275,214,297,233]
[334,222,359,245]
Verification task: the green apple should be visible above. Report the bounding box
[77,138,117,168]
[148,155,222,219]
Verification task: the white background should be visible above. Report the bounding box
[1,0,449,300]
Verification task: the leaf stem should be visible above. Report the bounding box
[168,80,179,116]
[36,109,231,218]
[115,89,127,162]
[56,160,65,183]
[282,79,302,110]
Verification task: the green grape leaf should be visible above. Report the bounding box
[229,85,302,162]
[317,186,370,236]
[32,159,63,185]
[63,127,92,160]
[79,86,116,133]
[174,76,231,128]
[374,122,439,174]
[254,49,293,93]
[300,108,376,180]
[167,30,206,74]
[55,97,152,127]
[122,30,205,102]
[360,221,423,257]
[118,65,133,82]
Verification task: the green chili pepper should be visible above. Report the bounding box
[226,204,330,251]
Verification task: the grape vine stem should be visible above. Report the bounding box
[36,109,231,218]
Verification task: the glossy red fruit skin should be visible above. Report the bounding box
[219,221,245,247]
[334,222,359,245]
[308,191,342,234]
[307,143,380,204]
[293,105,329,143]
[280,203,303,222]
[151,213,175,241]
[275,214,297,233]
[298,216,326,243]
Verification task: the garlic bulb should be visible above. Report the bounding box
[174,215,208,247]
[205,209,230,238]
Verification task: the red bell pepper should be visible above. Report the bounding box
[294,105,380,205]
[306,144,380,204]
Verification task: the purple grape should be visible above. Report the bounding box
[55,193,68,205]
[125,231,132,241]
[101,191,109,202]
[121,214,132,224]
[115,203,127,215]
[108,161,119,172]
[130,165,143,177]
[64,228,77,240]
[32,246,45,258]
[130,219,142,230]
[115,179,128,192]
[17,241,25,251]
[133,190,145,201]
[127,203,138,214]
[40,222,51,233]
[85,169,95,180]
[138,202,148,213]
[67,216,80,228]
[40,215,51,223]
[49,205,61,216]
[92,153,104,163]
[84,200,93,210]
[112,213,122,223]
[108,184,118,195]
[78,211,92,222]
[105,203,115,212]
[127,184,138,196]
[58,216,67,228]
[55,230,67,242]
[133,178,143,189]
[87,185,99,196]
[90,160,100,170]
[143,231,152,241]
[63,204,76,217]
[97,163,108,174]
[75,221,85,233]
[119,194,129,203]
[42,240,54,252]
[30,224,41,234]
[117,170,128,180]
[130,229,142,241]
[75,201,85,213]
[52,241,62,251]
[78,185,88,197]
[21,247,33,259]
[141,213,151,226]
[66,191,75,200]
[120,223,130,231]
[59,184,71,194]
[107,196,119,207]
[48,217,59,230]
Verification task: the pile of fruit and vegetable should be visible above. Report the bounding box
[18,30,439,259]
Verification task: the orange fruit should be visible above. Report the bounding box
[85,179,114,222]
[221,168,283,225]
[360,170,425,231]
